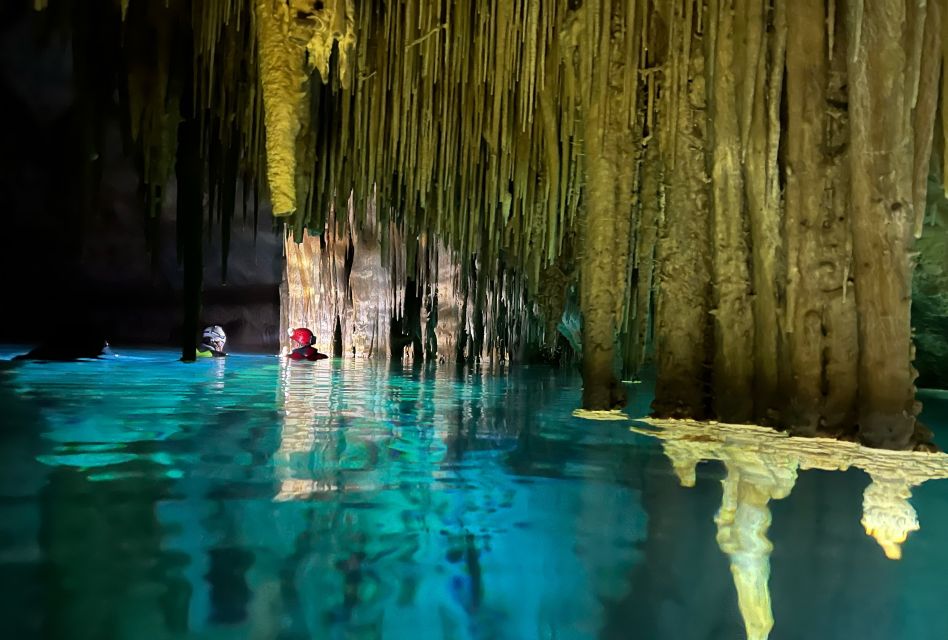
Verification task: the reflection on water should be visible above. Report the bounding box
[0,352,649,639]
[634,419,948,640]
[266,360,646,639]
[5,351,948,639]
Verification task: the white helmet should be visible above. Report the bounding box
[203,325,226,347]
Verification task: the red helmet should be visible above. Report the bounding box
[290,327,315,346]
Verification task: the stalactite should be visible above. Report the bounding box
[537,239,574,356]
[943,0,948,195]
[332,316,343,357]
[820,0,859,436]
[575,0,640,410]
[397,276,425,363]
[280,194,527,365]
[785,0,835,433]
[254,0,309,216]
[123,1,179,221]
[471,238,488,362]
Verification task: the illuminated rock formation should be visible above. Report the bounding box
[713,458,795,640]
[634,419,948,638]
[280,199,487,362]
[254,0,356,217]
[861,476,919,561]
[27,1,948,442]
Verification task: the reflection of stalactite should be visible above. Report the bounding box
[713,459,795,640]
[636,418,948,639]
[656,433,795,640]
[861,476,919,560]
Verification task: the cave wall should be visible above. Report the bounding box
[281,200,504,363]
[0,8,283,351]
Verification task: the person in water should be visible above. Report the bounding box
[197,325,227,358]
[288,327,328,361]
[14,330,111,361]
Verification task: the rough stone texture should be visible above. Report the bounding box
[740,0,783,422]
[628,140,660,377]
[282,206,394,358]
[706,0,755,422]
[847,0,922,449]
[784,0,858,435]
[652,3,712,419]
[573,0,638,410]
[281,202,464,361]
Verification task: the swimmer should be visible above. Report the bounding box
[197,325,227,358]
[288,328,328,361]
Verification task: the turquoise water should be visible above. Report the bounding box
[2,348,948,640]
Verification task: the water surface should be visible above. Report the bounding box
[2,348,947,639]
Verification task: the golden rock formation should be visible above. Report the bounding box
[634,418,948,639]
[255,0,356,216]
[28,0,948,439]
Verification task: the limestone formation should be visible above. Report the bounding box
[32,0,948,444]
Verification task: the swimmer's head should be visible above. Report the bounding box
[203,325,226,351]
[289,327,315,347]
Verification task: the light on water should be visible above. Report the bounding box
[2,349,948,639]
